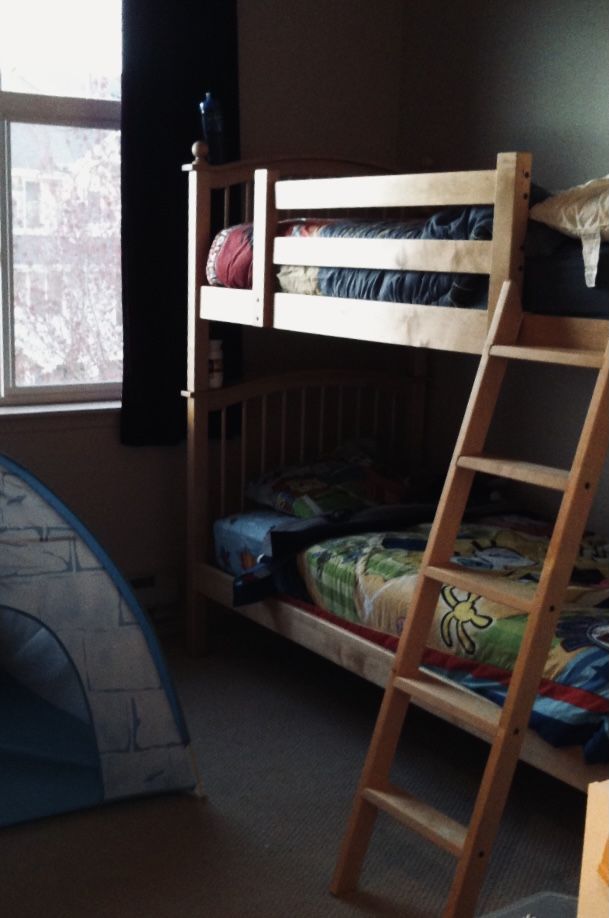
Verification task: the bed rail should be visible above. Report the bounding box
[191,150,531,348]
[187,148,609,358]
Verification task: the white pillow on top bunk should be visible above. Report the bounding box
[529,175,609,287]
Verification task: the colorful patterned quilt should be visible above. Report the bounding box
[298,515,609,761]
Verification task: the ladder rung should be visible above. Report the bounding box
[490,344,604,369]
[394,672,500,741]
[457,453,569,490]
[425,563,535,613]
[362,785,466,856]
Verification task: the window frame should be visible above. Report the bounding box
[0,89,122,407]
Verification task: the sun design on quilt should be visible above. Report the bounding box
[439,586,492,655]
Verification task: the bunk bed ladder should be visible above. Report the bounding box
[331,279,609,917]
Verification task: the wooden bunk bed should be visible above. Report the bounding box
[182,143,609,909]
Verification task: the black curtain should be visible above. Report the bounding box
[120,0,240,445]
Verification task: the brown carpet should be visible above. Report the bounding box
[1,614,586,917]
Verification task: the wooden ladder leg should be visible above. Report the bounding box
[331,685,412,893]
[442,621,560,917]
[331,576,448,894]
[331,282,523,895]
[444,338,609,917]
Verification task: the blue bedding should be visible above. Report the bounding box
[314,208,493,308]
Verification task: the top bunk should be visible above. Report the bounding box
[184,145,609,358]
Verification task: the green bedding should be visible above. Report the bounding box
[297,514,609,760]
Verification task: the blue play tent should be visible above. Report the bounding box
[0,453,196,827]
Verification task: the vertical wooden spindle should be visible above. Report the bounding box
[240,400,248,511]
[220,408,227,517]
[261,395,268,473]
[299,389,307,462]
[373,388,380,438]
[390,392,397,453]
[245,181,253,222]
[318,386,326,456]
[281,390,287,466]
[223,186,230,228]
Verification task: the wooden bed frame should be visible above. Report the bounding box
[182,144,609,793]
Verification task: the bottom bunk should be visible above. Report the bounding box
[188,369,609,793]
[201,512,609,793]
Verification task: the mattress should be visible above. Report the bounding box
[523,238,609,319]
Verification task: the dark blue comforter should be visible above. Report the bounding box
[316,207,493,307]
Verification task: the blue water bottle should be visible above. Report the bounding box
[199,91,226,165]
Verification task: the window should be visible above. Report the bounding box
[0,0,122,405]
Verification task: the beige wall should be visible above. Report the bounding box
[237,0,404,167]
[239,0,609,184]
[0,410,186,588]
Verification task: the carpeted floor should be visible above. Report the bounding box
[2,614,586,917]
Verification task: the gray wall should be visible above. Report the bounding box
[421,0,609,188]
[391,0,609,185]
[408,0,609,530]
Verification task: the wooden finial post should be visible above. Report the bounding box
[192,140,209,166]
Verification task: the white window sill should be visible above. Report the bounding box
[0,399,120,416]
[0,400,121,431]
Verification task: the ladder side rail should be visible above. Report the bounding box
[331,281,523,896]
[393,279,524,677]
[444,342,609,917]
[496,339,609,725]
[330,688,411,893]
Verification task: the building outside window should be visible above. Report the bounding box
[0,0,122,405]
